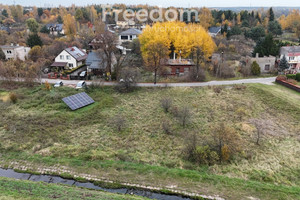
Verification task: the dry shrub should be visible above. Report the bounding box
[184,67,206,82]
[286,79,298,85]
[9,93,18,104]
[111,115,126,132]
[174,106,192,128]
[160,97,172,113]
[162,119,172,134]
[213,86,223,94]
[276,75,287,81]
[233,84,247,90]
[44,81,51,91]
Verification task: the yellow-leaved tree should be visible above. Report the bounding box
[139,21,216,83]
[63,14,76,36]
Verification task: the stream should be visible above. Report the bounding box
[0,168,193,200]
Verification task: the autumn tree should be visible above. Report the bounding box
[28,46,42,62]
[212,123,241,162]
[63,14,77,36]
[139,22,215,83]
[198,7,213,30]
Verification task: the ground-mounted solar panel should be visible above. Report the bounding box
[62,92,95,110]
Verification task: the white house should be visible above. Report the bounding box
[280,46,300,72]
[51,46,87,70]
[119,28,142,43]
[0,44,30,61]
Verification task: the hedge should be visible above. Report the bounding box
[296,73,300,82]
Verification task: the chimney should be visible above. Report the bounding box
[256,53,259,58]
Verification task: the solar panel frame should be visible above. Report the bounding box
[62,92,95,110]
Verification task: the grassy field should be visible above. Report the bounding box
[0,81,299,199]
[0,177,149,200]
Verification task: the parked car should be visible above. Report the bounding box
[79,71,87,79]
[54,81,63,88]
[76,81,87,89]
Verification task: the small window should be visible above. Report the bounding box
[130,35,133,40]
[68,63,73,68]
[7,50,12,54]
[265,64,270,71]
[184,68,189,73]
[289,57,295,61]
[176,68,180,74]
[66,55,70,60]
[60,55,64,60]
[121,36,128,40]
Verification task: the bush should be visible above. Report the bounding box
[276,75,287,81]
[194,145,219,165]
[115,67,140,93]
[286,74,296,80]
[185,66,206,82]
[219,63,236,78]
[296,73,300,81]
[162,119,172,134]
[160,97,172,113]
[175,106,192,127]
[251,61,261,76]
[111,115,126,132]
[9,93,18,104]
[286,79,298,85]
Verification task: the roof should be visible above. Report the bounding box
[0,45,26,49]
[51,62,68,67]
[165,59,195,66]
[120,28,142,36]
[86,51,106,70]
[64,47,88,62]
[0,26,10,33]
[46,24,64,31]
[208,27,221,34]
[281,46,300,55]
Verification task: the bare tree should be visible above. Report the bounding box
[116,67,140,93]
[92,31,118,74]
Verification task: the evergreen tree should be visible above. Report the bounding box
[0,48,6,60]
[279,55,289,72]
[40,25,50,34]
[253,34,279,57]
[26,33,43,48]
[2,9,8,18]
[251,61,261,75]
[37,8,43,17]
[269,7,275,22]
[57,15,63,24]
[268,21,282,36]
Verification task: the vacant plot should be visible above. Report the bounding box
[0,82,299,199]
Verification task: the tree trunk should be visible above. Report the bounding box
[154,68,157,85]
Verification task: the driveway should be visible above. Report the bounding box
[41,77,276,87]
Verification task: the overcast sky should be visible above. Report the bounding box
[1,0,300,7]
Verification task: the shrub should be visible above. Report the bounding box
[162,119,172,134]
[286,79,298,85]
[44,81,51,91]
[296,73,300,81]
[9,93,18,104]
[251,61,261,76]
[276,75,287,81]
[175,106,192,127]
[194,145,219,165]
[160,97,172,113]
[213,86,223,94]
[111,115,126,132]
[186,66,206,82]
[219,63,236,78]
[115,67,140,93]
[286,74,296,80]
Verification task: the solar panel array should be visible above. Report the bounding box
[62,92,95,110]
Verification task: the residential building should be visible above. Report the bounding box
[280,46,300,73]
[46,24,64,35]
[208,27,222,37]
[51,46,87,70]
[244,53,277,73]
[0,26,11,34]
[164,59,195,76]
[86,51,106,76]
[0,44,30,61]
[119,28,142,42]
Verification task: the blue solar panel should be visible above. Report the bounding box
[62,92,95,110]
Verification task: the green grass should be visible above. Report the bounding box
[0,177,149,200]
[0,82,299,199]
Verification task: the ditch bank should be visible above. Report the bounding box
[0,167,223,200]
